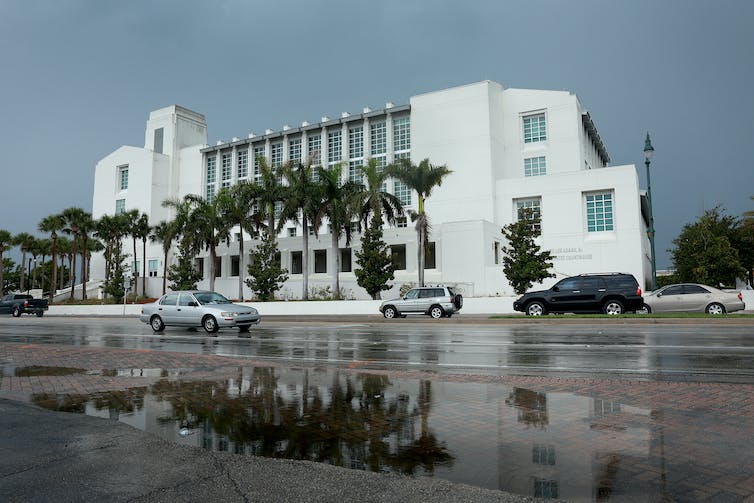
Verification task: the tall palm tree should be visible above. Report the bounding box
[35,239,52,293]
[28,238,42,290]
[0,229,12,297]
[387,158,452,287]
[77,212,95,300]
[358,158,404,229]
[39,214,65,301]
[314,163,361,298]
[12,232,35,292]
[94,214,128,295]
[256,156,287,237]
[217,181,264,301]
[280,160,323,300]
[56,236,72,292]
[134,213,151,298]
[125,209,141,286]
[149,220,178,296]
[61,207,88,299]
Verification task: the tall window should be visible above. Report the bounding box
[289,137,302,164]
[308,134,321,165]
[390,244,406,270]
[221,153,232,188]
[348,126,363,183]
[515,197,542,232]
[523,113,546,143]
[328,130,342,166]
[394,180,411,205]
[148,259,159,277]
[119,166,129,190]
[524,156,546,177]
[271,142,283,167]
[370,121,387,173]
[237,149,248,179]
[153,128,164,154]
[253,145,265,180]
[206,156,216,203]
[585,191,614,232]
[115,199,125,214]
[393,116,410,153]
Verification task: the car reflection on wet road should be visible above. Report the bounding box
[2,317,754,501]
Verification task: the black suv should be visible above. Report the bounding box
[513,273,643,316]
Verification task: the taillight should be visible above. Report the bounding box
[637,287,642,296]
[24,300,28,307]
[449,297,453,303]
[738,292,743,301]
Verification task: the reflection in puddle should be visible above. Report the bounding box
[29,367,749,501]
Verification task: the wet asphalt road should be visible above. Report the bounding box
[1,315,753,383]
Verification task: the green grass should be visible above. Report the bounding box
[489,312,754,319]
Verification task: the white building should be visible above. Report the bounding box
[91,80,651,300]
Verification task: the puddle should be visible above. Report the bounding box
[31,367,754,501]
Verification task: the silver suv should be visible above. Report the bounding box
[380,286,463,319]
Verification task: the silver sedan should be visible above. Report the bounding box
[638,283,745,314]
[140,291,261,334]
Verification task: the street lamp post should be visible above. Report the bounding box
[643,133,657,291]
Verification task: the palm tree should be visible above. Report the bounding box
[280,160,323,300]
[149,220,178,296]
[28,238,43,290]
[314,163,361,298]
[0,229,12,297]
[217,181,264,301]
[77,212,95,300]
[61,207,88,299]
[256,156,287,237]
[387,158,452,287]
[94,213,129,296]
[12,232,35,292]
[39,214,65,301]
[358,158,404,229]
[124,210,141,286]
[56,236,72,292]
[36,239,52,293]
[134,213,151,298]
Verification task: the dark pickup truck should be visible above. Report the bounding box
[0,294,49,317]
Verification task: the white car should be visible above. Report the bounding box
[638,284,744,314]
[140,291,261,334]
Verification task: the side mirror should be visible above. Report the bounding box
[189,301,198,307]
[656,293,662,298]
[552,286,559,292]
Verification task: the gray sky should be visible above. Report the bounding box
[1,0,753,269]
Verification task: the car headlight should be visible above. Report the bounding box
[220,312,235,318]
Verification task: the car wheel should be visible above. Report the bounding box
[203,315,219,334]
[526,301,546,316]
[429,305,444,319]
[12,306,21,317]
[238,324,251,333]
[603,300,624,315]
[705,302,725,315]
[383,306,397,319]
[636,303,651,314]
[150,315,165,332]
[36,311,44,318]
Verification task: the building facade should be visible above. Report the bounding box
[91,80,651,300]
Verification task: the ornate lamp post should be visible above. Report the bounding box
[643,133,657,290]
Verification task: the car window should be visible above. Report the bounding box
[194,292,231,304]
[178,294,195,306]
[434,288,445,297]
[683,285,709,294]
[556,278,580,290]
[419,289,433,298]
[662,286,684,295]
[161,293,179,305]
[405,289,419,299]
[581,277,606,289]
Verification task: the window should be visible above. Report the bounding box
[308,134,321,165]
[494,241,500,265]
[230,255,240,277]
[396,217,407,228]
[271,142,283,167]
[206,156,216,203]
[533,479,558,499]
[314,250,327,273]
[221,153,232,188]
[348,126,363,160]
[115,199,126,214]
[195,258,204,277]
[370,121,386,156]
[237,149,248,179]
[390,244,406,270]
[153,128,164,154]
[393,116,410,152]
[524,156,546,177]
[148,259,159,277]
[161,293,179,305]
[214,256,222,277]
[424,242,436,269]
[523,113,546,143]
[328,130,341,165]
[132,260,140,275]
[340,248,352,272]
[288,227,296,237]
[394,181,411,205]
[291,251,302,274]
[349,161,362,183]
[585,192,614,232]
[515,197,542,233]
[684,284,709,294]
[119,166,129,190]
[178,293,194,306]
[253,145,265,178]
[662,285,684,295]
[289,137,302,164]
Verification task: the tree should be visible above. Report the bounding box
[314,163,360,298]
[358,158,404,229]
[217,181,264,301]
[39,214,65,301]
[501,208,554,294]
[0,229,12,296]
[149,220,178,296]
[133,213,151,298]
[354,215,395,300]
[280,160,323,300]
[61,207,88,299]
[34,238,52,292]
[387,158,452,287]
[256,156,287,237]
[12,232,35,292]
[167,241,202,291]
[245,231,288,301]
[77,212,95,300]
[94,213,129,300]
[670,207,745,287]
